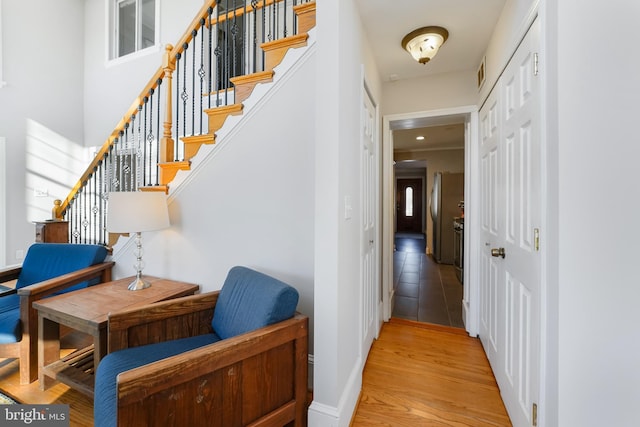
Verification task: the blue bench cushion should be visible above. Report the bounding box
[17,243,108,292]
[211,266,299,340]
[0,243,108,344]
[0,307,21,345]
[94,333,220,427]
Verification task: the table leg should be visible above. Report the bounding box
[38,315,60,390]
[94,329,108,370]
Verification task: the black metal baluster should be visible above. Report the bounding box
[231,5,238,86]
[147,90,154,186]
[102,153,108,245]
[137,105,142,189]
[156,79,162,185]
[262,1,266,69]
[103,152,109,243]
[145,92,152,186]
[124,123,131,191]
[75,194,80,243]
[293,0,298,34]
[68,198,72,243]
[108,143,114,192]
[129,116,135,191]
[191,32,197,137]
[98,158,104,245]
[224,0,230,104]
[175,52,181,159]
[284,0,288,37]
[92,168,97,243]
[276,0,281,39]
[141,96,149,187]
[199,19,205,134]
[208,7,213,110]
[68,198,75,243]
[183,42,189,147]
[252,0,258,73]
[272,0,276,41]
[82,185,87,243]
[112,137,120,191]
[119,132,125,191]
[242,1,247,75]
[215,4,222,106]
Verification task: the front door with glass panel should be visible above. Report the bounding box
[396,178,422,233]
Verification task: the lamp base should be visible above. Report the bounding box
[128,276,151,291]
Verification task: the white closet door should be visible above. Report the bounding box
[478,18,541,427]
[360,85,378,358]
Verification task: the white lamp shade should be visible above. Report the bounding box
[107,191,170,233]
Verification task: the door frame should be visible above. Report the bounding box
[381,106,479,335]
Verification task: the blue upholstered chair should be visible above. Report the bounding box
[0,243,114,384]
[95,266,308,427]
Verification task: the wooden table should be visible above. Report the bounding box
[33,276,199,397]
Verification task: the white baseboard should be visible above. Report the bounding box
[308,356,363,427]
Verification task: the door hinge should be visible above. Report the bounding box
[534,53,539,76]
[532,402,538,426]
[534,228,540,251]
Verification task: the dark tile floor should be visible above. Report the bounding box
[392,234,464,328]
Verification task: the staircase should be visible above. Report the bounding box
[53,0,316,247]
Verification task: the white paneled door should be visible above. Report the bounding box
[361,84,378,359]
[479,19,541,427]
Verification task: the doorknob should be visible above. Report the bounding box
[491,247,506,259]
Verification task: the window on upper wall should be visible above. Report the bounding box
[110,0,157,60]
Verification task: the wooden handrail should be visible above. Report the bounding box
[55,0,219,218]
[209,0,283,27]
[54,0,315,222]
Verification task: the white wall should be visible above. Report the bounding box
[83,0,203,145]
[552,1,640,426]
[110,40,316,352]
[0,0,85,264]
[309,0,382,425]
[382,69,477,117]
[0,0,204,267]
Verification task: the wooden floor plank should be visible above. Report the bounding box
[351,320,512,427]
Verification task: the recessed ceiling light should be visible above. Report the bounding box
[416,136,425,141]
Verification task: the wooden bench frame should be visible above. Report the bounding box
[0,261,114,384]
[106,292,309,426]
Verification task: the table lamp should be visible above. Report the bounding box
[107,191,170,290]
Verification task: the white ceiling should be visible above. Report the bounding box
[354,0,507,151]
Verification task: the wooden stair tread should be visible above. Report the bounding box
[261,33,309,71]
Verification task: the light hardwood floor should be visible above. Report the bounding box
[0,332,94,426]
[0,321,510,426]
[351,319,512,426]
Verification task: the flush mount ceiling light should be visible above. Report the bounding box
[401,26,449,64]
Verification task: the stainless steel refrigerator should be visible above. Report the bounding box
[430,172,464,264]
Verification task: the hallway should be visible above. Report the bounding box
[351,319,511,426]
[392,233,464,328]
